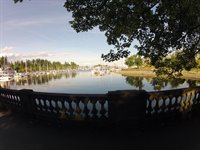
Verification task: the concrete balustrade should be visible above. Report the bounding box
[0,86,200,125]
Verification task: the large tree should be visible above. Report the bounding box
[125,55,143,68]
[64,0,200,65]
[14,0,200,71]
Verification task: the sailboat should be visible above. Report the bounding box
[0,57,15,81]
[0,68,13,82]
[0,75,13,81]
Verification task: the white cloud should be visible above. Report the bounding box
[0,50,75,62]
[0,51,54,60]
[21,51,55,58]
[2,15,68,29]
[0,46,14,52]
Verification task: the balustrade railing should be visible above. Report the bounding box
[31,92,108,122]
[146,87,200,118]
[0,86,200,125]
[0,88,23,111]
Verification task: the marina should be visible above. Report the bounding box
[0,70,199,94]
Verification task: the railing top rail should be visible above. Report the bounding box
[1,86,200,99]
[31,91,107,98]
[148,86,200,94]
[0,88,21,93]
[0,87,107,97]
[147,86,200,100]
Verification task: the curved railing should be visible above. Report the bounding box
[0,88,24,111]
[147,87,200,119]
[0,86,200,125]
[31,92,108,122]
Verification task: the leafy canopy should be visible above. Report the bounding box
[154,51,197,77]
[64,0,200,66]
[14,0,200,70]
[125,55,143,68]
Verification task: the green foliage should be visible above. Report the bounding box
[6,58,79,73]
[154,52,197,77]
[63,0,200,67]
[125,56,135,68]
[150,77,185,90]
[125,76,144,90]
[125,55,143,68]
[0,57,8,68]
[143,58,152,67]
[70,62,79,69]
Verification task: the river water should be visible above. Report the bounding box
[1,71,199,94]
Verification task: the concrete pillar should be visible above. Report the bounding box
[19,89,34,116]
[108,90,148,126]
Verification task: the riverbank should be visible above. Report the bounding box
[116,68,200,81]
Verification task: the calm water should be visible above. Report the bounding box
[1,71,200,94]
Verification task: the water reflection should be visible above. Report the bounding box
[0,72,77,88]
[187,80,198,87]
[0,71,199,93]
[125,76,200,91]
[150,78,186,90]
[150,78,168,90]
[126,76,144,90]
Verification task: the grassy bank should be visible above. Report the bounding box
[116,68,200,81]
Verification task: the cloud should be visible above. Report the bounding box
[2,15,68,29]
[0,50,75,62]
[0,51,55,60]
[0,46,14,52]
[0,48,114,65]
[21,51,55,58]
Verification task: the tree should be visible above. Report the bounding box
[4,57,79,73]
[125,55,143,68]
[63,0,200,69]
[13,0,200,73]
[125,56,135,68]
[154,51,196,77]
[0,57,9,68]
[70,62,79,69]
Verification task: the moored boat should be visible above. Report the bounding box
[0,75,13,81]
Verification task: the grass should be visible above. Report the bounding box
[116,67,200,80]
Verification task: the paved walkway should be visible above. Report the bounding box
[1,110,200,150]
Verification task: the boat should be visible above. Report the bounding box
[91,66,110,76]
[0,75,13,81]
[0,67,14,81]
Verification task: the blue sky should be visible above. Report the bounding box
[0,0,137,66]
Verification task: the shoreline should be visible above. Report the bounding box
[116,70,200,81]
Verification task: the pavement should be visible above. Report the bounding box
[1,110,200,150]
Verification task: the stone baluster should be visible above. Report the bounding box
[68,99,74,118]
[91,99,98,119]
[83,98,89,119]
[99,99,107,119]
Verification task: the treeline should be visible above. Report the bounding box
[0,57,79,73]
[125,53,200,77]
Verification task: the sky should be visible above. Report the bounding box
[0,0,137,66]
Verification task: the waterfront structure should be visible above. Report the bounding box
[0,86,199,126]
